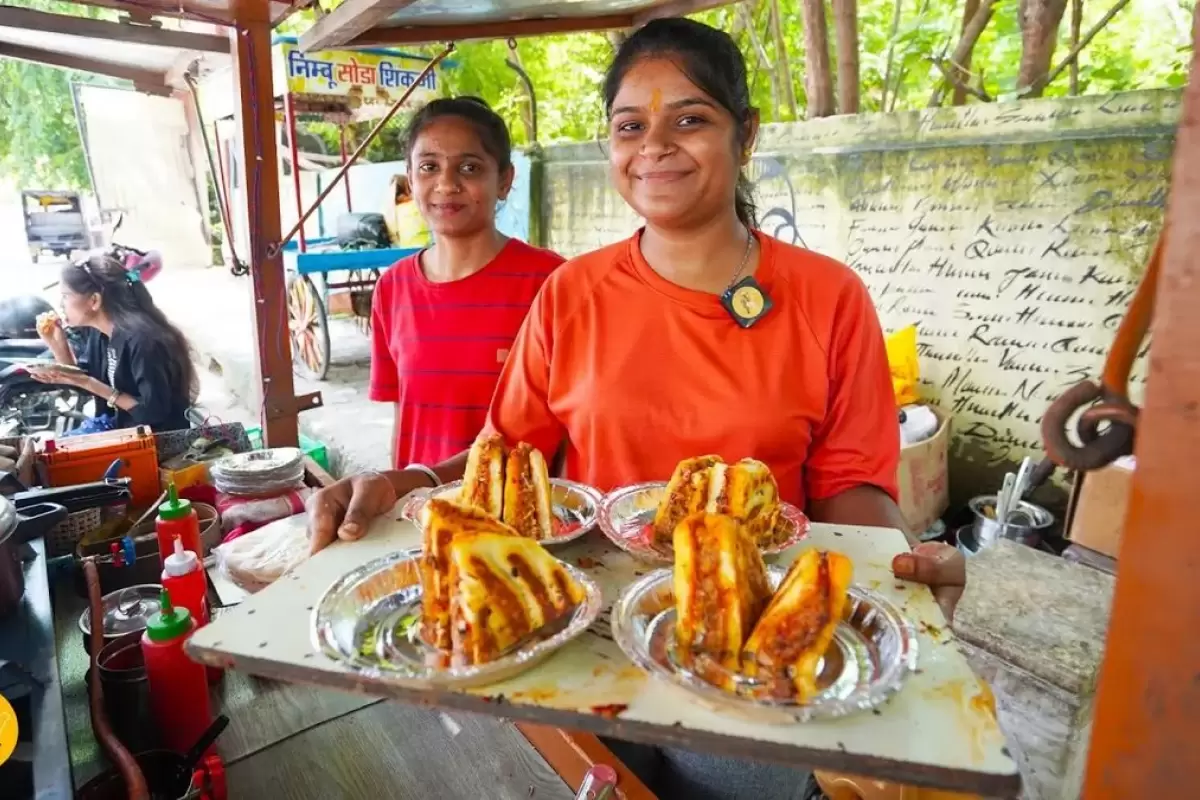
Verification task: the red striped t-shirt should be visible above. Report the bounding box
[369,238,564,468]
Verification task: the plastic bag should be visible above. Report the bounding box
[213,513,310,594]
[886,325,920,408]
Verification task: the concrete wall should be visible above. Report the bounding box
[539,90,1179,504]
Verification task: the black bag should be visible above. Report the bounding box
[336,212,391,250]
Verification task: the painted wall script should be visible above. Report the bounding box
[538,90,1180,500]
[280,43,439,103]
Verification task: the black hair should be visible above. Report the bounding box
[402,96,513,173]
[62,255,198,403]
[603,18,758,229]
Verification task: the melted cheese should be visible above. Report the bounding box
[706,459,782,547]
[653,455,723,547]
[419,498,521,650]
[460,433,505,518]
[673,513,771,688]
[743,549,854,701]
[446,532,585,665]
[502,442,554,540]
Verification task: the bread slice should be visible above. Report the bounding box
[705,458,783,548]
[502,442,554,540]
[652,455,724,547]
[419,498,521,649]
[460,433,506,518]
[446,531,586,665]
[673,513,772,687]
[742,549,853,701]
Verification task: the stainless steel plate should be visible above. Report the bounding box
[598,482,810,565]
[311,547,603,689]
[611,565,918,723]
[398,478,602,547]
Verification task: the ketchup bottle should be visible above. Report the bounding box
[156,482,202,567]
[161,537,223,685]
[141,591,212,754]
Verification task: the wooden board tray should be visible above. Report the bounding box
[188,511,1019,795]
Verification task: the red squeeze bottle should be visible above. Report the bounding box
[141,591,212,754]
[156,482,202,567]
[162,536,223,685]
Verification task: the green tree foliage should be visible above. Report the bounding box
[0,1,119,189]
[1,0,1195,183]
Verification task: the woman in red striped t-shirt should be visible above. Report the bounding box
[368,97,564,470]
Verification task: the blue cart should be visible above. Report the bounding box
[283,238,419,381]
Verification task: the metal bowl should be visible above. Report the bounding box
[611,566,918,723]
[398,479,602,547]
[597,482,810,566]
[968,495,1054,549]
[311,547,603,689]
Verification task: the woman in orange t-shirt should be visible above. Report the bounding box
[310,18,963,609]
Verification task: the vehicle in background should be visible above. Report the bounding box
[22,190,89,262]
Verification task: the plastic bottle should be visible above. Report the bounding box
[156,482,202,567]
[161,536,223,685]
[140,591,212,754]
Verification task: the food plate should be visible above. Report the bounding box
[398,478,602,547]
[611,565,918,723]
[598,482,810,565]
[311,547,603,689]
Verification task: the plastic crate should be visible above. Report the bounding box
[246,426,330,472]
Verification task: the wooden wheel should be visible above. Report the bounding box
[287,272,331,381]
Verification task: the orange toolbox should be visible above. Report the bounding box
[40,426,162,510]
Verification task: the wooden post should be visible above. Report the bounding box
[1082,6,1200,795]
[340,125,353,212]
[230,0,302,448]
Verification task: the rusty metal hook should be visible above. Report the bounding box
[1041,234,1163,472]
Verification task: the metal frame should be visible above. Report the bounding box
[5,0,1199,796]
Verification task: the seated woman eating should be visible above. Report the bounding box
[370,96,563,470]
[31,254,196,433]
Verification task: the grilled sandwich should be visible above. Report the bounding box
[502,442,554,540]
[705,458,784,548]
[419,497,522,649]
[460,433,506,518]
[653,455,724,546]
[673,513,772,687]
[742,549,853,701]
[446,531,586,665]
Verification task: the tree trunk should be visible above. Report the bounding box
[1017,0,1070,97]
[798,0,835,117]
[1069,0,1083,94]
[952,0,980,105]
[831,0,860,114]
[927,0,996,107]
[881,0,904,111]
[767,0,800,120]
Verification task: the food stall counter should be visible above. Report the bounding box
[188,513,1020,796]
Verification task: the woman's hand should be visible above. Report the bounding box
[35,312,67,349]
[26,367,92,390]
[307,470,433,554]
[893,542,966,623]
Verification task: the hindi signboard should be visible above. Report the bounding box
[279,42,442,105]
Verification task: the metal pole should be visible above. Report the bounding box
[340,125,353,212]
[284,91,306,253]
[268,43,454,258]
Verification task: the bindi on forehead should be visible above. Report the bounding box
[649,88,662,114]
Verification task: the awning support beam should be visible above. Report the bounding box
[0,40,170,94]
[0,5,231,53]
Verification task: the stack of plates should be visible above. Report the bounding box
[211,448,305,496]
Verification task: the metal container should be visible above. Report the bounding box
[598,482,810,565]
[400,479,602,548]
[312,547,603,689]
[79,583,162,655]
[611,566,919,723]
[968,495,1054,549]
[0,494,68,618]
[85,630,160,754]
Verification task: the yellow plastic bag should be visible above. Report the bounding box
[886,325,920,407]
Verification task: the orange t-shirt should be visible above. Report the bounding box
[485,230,899,508]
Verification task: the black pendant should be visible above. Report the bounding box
[721,275,773,328]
